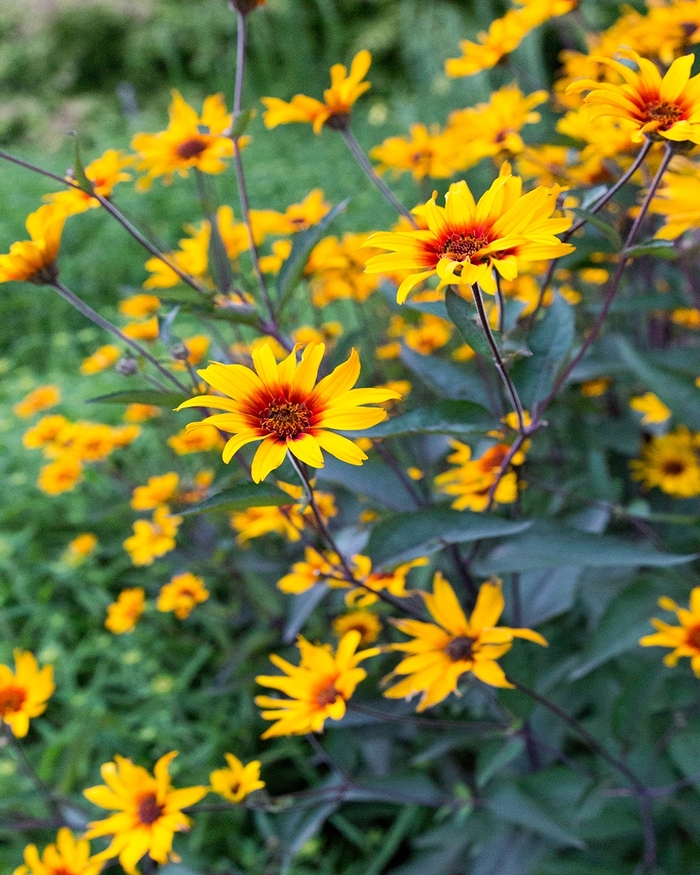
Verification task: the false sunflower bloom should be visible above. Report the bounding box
[209,753,265,803]
[13,828,101,875]
[364,164,574,301]
[255,630,379,737]
[384,573,547,711]
[131,90,241,189]
[177,342,399,483]
[630,426,700,497]
[262,50,371,134]
[0,650,55,738]
[640,587,700,675]
[0,204,66,285]
[568,50,700,145]
[45,148,131,216]
[157,572,209,620]
[84,751,207,875]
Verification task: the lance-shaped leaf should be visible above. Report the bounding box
[367,400,494,439]
[87,390,186,407]
[445,287,492,358]
[177,482,290,516]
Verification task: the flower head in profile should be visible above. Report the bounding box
[14,385,61,419]
[0,204,66,285]
[157,572,209,620]
[333,609,382,645]
[80,344,120,375]
[384,573,547,711]
[13,827,101,875]
[262,50,371,134]
[84,751,208,875]
[255,631,379,737]
[630,392,672,425]
[177,342,399,483]
[131,90,242,189]
[640,587,700,675]
[209,753,265,803]
[0,650,54,738]
[630,426,700,497]
[568,50,700,145]
[105,587,146,634]
[364,163,574,301]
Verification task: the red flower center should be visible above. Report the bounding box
[642,99,686,130]
[259,400,311,439]
[137,792,165,825]
[444,635,476,662]
[176,137,208,160]
[686,624,700,650]
[440,231,491,263]
[661,458,687,476]
[315,681,339,707]
[0,685,26,716]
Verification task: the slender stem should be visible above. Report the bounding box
[341,128,417,226]
[2,726,64,822]
[51,280,189,394]
[347,702,502,733]
[536,141,674,416]
[471,283,527,434]
[495,272,506,333]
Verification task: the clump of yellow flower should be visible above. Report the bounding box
[384,574,547,710]
[123,506,183,566]
[105,587,146,634]
[230,480,337,544]
[131,472,180,511]
[64,533,98,566]
[209,753,265,803]
[13,827,101,875]
[157,572,209,620]
[0,650,54,738]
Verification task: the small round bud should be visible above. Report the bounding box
[115,357,138,376]
[170,342,189,361]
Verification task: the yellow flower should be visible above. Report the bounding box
[23,414,70,450]
[83,751,208,875]
[131,90,239,189]
[37,456,84,496]
[119,294,162,318]
[308,232,380,306]
[131,473,180,511]
[255,631,378,738]
[177,342,399,483]
[262,50,371,134]
[568,50,700,145]
[80,344,120,375]
[123,317,159,341]
[123,505,183,566]
[231,481,337,543]
[630,392,672,425]
[388,313,453,356]
[630,427,700,497]
[105,587,146,634]
[0,650,54,738]
[333,609,382,645]
[672,307,700,328]
[168,424,225,455]
[124,403,161,423]
[110,424,141,448]
[434,440,521,512]
[580,377,612,397]
[14,385,61,418]
[13,827,101,875]
[364,163,574,301]
[45,149,131,216]
[209,754,265,803]
[143,221,211,290]
[370,123,462,181]
[384,574,547,711]
[641,587,700,675]
[157,572,209,620]
[0,204,66,285]
[64,533,98,566]
[650,157,700,239]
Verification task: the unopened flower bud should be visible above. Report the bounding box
[228,0,265,15]
[170,342,189,361]
[115,357,138,376]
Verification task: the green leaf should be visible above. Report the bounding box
[177,482,290,516]
[624,239,677,260]
[473,521,696,576]
[157,286,213,305]
[515,292,575,409]
[367,400,494,439]
[277,199,349,306]
[87,390,185,407]
[571,208,622,248]
[669,728,700,789]
[485,784,584,848]
[367,508,532,567]
[318,457,419,512]
[364,806,421,875]
[231,107,255,138]
[445,288,492,358]
[476,737,525,788]
[208,211,235,295]
[70,132,95,195]
[614,335,700,430]
[400,347,493,408]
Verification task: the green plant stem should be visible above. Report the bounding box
[51,280,189,394]
[341,128,417,226]
[2,726,64,823]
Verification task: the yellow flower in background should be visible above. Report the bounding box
[435,440,522,512]
[0,204,66,285]
[131,472,180,511]
[143,221,211,290]
[123,506,183,566]
[64,533,98,566]
[157,572,209,620]
[45,149,131,216]
[168,424,225,455]
[630,392,672,425]
[370,123,462,181]
[13,827,101,875]
[231,481,337,543]
[384,574,547,711]
[308,232,380,306]
[0,650,54,738]
[346,555,429,608]
[277,546,342,594]
[641,587,700,675]
[177,342,400,482]
[124,403,161,423]
[84,751,207,875]
[209,754,265,803]
[262,50,371,133]
[123,317,159,341]
[255,630,379,737]
[23,414,70,450]
[387,313,453,356]
[650,158,700,239]
[333,609,382,645]
[105,587,146,634]
[671,307,700,328]
[364,164,574,301]
[37,456,84,496]
[119,294,162,318]
[131,90,240,188]
[80,344,120,375]
[14,384,61,418]
[568,50,700,145]
[630,427,700,497]
[580,377,612,397]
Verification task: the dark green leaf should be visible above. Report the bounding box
[669,728,700,789]
[70,133,95,195]
[516,293,575,408]
[208,211,235,294]
[476,737,525,788]
[231,107,255,138]
[367,400,494,438]
[445,288,492,358]
[485,784,584,848]
[571,208,622,248]
[400,347,493,408]
[177,482,290,516]
[157,287,214,305]
[367,508,532,567]
[624,239,677,260]
[277,199,349,306]
[317,457,419,511]
[87,390,185,407]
